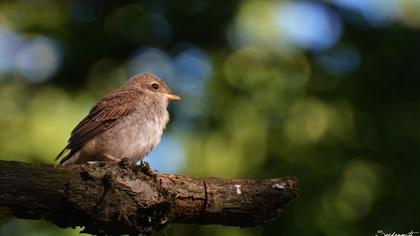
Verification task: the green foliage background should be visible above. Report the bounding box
[0,0,419,235]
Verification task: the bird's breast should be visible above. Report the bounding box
[96,105,169,162]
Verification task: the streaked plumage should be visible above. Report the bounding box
[56,72,180,166]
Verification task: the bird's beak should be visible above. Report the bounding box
[164,93,181,101]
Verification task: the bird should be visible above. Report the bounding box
[55,72,180,166]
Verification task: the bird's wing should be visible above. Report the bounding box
[55,89,143,164]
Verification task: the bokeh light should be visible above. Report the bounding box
[172,44,212,124]
[398,0,420,28]
[15,36,63,83]
[330,0,400,26]
[173,44,212,95]
[144,134,186,173]
[0,27,23,75]
[317,160,380,235]
[227,1,281,49]
[127,47,174,80]
[275,1,342,50]
[229,1,342,51]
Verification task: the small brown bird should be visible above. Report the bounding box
[55,72,180,166]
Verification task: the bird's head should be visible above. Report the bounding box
[125,72,181,101]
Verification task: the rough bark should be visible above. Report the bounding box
[0,160,298,235]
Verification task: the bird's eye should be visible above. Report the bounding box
[151,83,159,90]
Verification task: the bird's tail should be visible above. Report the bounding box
[59,153,79,166]
[55,147,69,161]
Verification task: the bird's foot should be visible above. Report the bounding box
[138,161,156,176]
[139,160,150,169]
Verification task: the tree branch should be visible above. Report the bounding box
[0,160,298,235]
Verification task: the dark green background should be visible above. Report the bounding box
[0,0,419,235]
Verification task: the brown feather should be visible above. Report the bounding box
[55,89,143,164]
